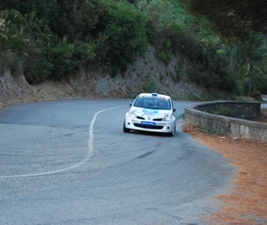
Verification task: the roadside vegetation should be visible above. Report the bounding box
[0,0,267,97]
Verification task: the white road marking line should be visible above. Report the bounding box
[0,105,125,178]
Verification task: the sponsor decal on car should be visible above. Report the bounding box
[142,109,159,115]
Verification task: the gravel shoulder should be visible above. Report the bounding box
[182,108,267,225]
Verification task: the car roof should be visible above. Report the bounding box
[137,93,171,100]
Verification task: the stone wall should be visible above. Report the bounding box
[194,101,262,120]
[185,101,267,142]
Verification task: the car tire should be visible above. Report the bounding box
[168,124,176,137]
[123,121,130,133]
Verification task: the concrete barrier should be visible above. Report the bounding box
[184,101,267,142]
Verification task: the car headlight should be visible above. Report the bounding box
[162,114,171,121]
[128,111,136,118]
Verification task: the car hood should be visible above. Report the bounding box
[130,107,171,118]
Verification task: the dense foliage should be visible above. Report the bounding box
[0,0,266,95]
[0,0,148,82]
[180,0,267,41]
[179,0,267,94]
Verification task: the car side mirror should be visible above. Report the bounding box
[129,104,132,107]
[173,108,176,112]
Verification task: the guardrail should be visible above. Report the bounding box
[184,101,267,142]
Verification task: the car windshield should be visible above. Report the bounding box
[134,97,171,110]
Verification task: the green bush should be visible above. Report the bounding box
[102,0,148,73]
[25,0,148,81]
[0,9,39,75]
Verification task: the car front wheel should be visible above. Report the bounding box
[168,124,176,136]
[123,121,130,133]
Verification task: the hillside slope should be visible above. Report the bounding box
[0,47,207,109]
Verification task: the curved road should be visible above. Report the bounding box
[0,100,235,225]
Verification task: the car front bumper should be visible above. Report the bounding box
[124,117,176,133]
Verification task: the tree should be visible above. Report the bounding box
[180,0,267,41]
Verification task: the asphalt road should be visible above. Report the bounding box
[0,99,235,225]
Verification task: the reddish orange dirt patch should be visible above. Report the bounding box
[182,109,267,224]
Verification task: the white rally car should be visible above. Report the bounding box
[123,93,177,136]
